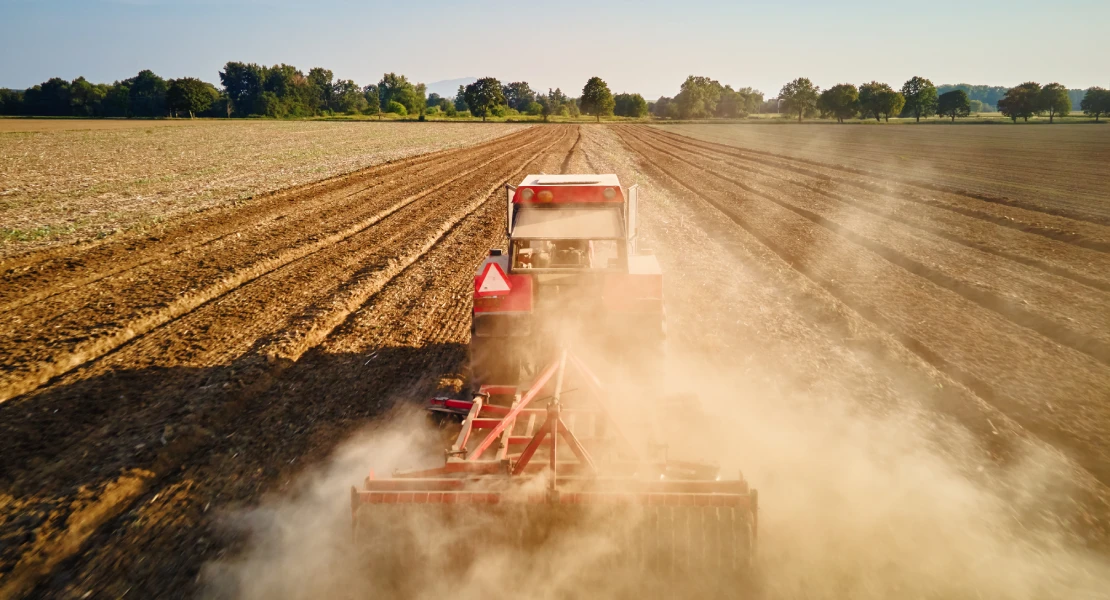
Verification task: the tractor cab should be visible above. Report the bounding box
[469,174,663,388]
[506,174,633,274]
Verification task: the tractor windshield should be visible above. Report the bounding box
[512,239,620,270]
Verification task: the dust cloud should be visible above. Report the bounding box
[672,356,1110,599]
[201,129,1110,599]
[199,350,1110,600]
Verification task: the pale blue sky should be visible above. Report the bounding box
[1,0,1105,98]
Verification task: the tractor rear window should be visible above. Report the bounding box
[513,240,619,270]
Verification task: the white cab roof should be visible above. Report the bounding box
[517,174,621,187]
[512,207,625,239]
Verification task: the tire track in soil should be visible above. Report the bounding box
[0,129,550,404]
[619,126,1110,366]
[649,126,1110,230]
[0,127,572,600]
[12,126,580,600]
[635,127,1110,293]
[0,128,537,311]
[560,127,582,173]
[612,126,1110,490]
[647,126,1110,251]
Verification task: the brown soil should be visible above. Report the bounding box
[3,121,1110,599]
[0,125,577,599]
[609,123,1110,536]
[659,124,1110,224]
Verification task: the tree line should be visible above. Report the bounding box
[0,64,651,122]
[778,76,1110,123]
[2,65,1107,124]
[650,76,764,120]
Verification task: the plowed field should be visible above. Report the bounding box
[2,123,1110,599]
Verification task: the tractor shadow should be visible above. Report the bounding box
[0,342,468,597]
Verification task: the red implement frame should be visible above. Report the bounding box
[352,350,757,540]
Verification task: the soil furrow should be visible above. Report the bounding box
[646,127,1110,252]
[650,126,1110,228]
[0,127,568,483]
[0,127,538,311]
[0,130,551,404]
[0,126,572,600]
[6,124,581,594]
[634,127,1110,292]
[620,126,1110,364]
[614,126,1110,489]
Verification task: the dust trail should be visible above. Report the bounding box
[673,357,1110,599]
[198,407,441,600]
[201,126,1110,600]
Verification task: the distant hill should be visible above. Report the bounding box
[426,77,477,99]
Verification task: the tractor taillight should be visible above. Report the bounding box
[603,187,616,199]
[521,188,535,202]
[537,190,554,203]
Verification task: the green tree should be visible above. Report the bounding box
[0,89,24,115]
[127,69,168,117]
[386,100,407,116]
[1080,87,1110,122]
[1039,82,1071,123]
[938,84,1007,109]
[502,81,536,111]
[998,82,1042,122]
[580,76,615,122]
[364,84,381,119]
[414,83,427,117]
[614,92,648,117]
[859,81,902,122]
[778,77,819,122]
[537,88,567,122]
[900,76,938,122]
[652,96,677,119]
[102,82,131,117]
[879,89,905,122]
[333,79,366,114]
[717,86,761,118]
[969,99,985,114]
[566,99,581,118]
[464,77,505,121]
[936,89,971,121]
[817,83,859,123]
[166,78,218,118]
[220,62,266,116]
[28,78,73,116]
[69,77,107,117]
[307,67,334,113]
[675,75,722,119]
[454,85,469,112]
[378,73,422,115]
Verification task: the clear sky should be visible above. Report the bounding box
[1,0,1105,99]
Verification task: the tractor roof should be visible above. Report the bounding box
[512,206,625,239]
[517,174,621,187]
[512,174,624,204]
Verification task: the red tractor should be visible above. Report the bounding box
[469,174,664,389]
[351,176,757,596]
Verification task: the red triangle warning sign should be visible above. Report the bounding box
[476,262,512,297]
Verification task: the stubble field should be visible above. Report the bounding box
[1,121,1109,599]
[0,120,528,254]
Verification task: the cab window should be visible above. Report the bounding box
[513,239,620,270]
